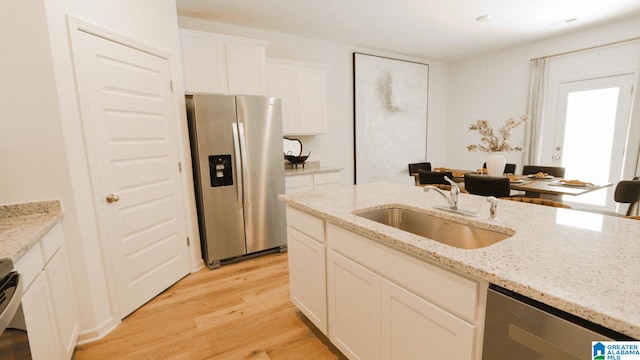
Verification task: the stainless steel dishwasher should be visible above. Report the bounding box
[483,284,632,359]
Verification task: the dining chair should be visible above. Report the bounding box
[522,165,565,178]
[482,162,517,174]
[501,197,572,208]
[614,180,640,216]
[463,174,511,198]
[408,162,431,175]
[418,170,452,185]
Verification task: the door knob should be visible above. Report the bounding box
[106,194,120,203]
[553,155,561,160]
[555,146,562,151]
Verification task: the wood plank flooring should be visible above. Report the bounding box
[74,252,344,360]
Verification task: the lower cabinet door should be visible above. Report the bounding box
[21,272,63,360]
[328,250,381,360]
[46,246,80,359]
[288,227,327,333]
[381,279,476,360]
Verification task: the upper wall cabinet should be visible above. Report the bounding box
[267,58,327,135]
[179,29,269,96]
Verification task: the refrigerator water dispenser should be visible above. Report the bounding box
[209,155,233,187]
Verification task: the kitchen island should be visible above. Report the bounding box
[278,182,640,358]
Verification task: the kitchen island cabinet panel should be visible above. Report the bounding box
[287,227,327,334]
[327,224,480,323]
[381,280,475,360]
[284,204,485,359]
[328,250,381,360]
[286,206,324,241]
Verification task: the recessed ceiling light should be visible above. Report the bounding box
[475,14,493,22]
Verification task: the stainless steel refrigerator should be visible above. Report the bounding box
[186,94,287,269]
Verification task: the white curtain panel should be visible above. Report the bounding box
[524,58,548,165]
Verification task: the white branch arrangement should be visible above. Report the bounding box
[467,115,529,153]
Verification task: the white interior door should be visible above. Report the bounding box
[548,74,634,211]
[72,29,189,317]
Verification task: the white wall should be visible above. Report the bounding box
[178,16,450,184]
[0,3,68,204]
[1,0,199,344]
[447,15,640,173]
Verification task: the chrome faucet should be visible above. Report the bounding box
[424,176,478,217]
[424,176,460,210]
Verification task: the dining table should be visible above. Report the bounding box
[411,170,612,201]
[508,175,612,200]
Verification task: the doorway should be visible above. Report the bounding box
[547,74,635,211]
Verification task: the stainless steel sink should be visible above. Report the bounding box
[355,206,512,249]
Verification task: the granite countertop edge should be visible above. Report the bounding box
[0,200,63,263]
[277,182,640,339]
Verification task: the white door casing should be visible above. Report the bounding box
[70,25,190,317]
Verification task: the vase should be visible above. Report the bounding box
[486,152,506,177]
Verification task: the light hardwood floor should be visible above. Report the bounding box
[74,252,343,360]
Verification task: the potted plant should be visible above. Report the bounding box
[467,115,528,176]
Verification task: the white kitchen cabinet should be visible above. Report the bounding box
[46,243,80,359]
[312,171,341,190]
[288,229,325,317]
[286,206,327,334]
[20,267,60,360]
[284,208,485,359]
[381,280,475,360]
[267,58,327,135]
[14,223,79,360]
[180,29,268,95]
[285,170,341,194]
[327,249,475,360]
[327,223,481,360]
[327,250,381,360]
[285,174,313,194]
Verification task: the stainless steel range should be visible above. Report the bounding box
[0,259,31,358]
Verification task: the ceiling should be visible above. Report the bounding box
[175,0,640,62]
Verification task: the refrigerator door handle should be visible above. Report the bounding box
[232,123,243,209]
[237,122,250,208]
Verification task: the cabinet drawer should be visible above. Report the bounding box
[285,174,313,188]
[286,206,324,242]
[314,172,341,185]
[327,224,479,322]
[40,223,63,265]
[15,242,44,292]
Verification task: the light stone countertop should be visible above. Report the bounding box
[278,182,640,339]
[0,200,63,263]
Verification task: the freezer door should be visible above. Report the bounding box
[236,96,287,253]
[187,94,246,267]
